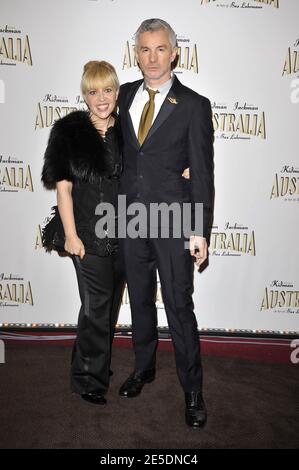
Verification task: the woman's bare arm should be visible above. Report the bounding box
[56,180,85,259]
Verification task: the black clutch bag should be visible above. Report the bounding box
[42,205,66,253]
[42,204,118,256]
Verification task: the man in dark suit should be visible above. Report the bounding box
[118,18,214,428]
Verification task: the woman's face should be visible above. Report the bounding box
[85,85,118,121]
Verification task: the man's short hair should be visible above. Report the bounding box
[135,18,177,49]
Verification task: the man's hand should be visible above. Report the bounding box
[189,235,208,267]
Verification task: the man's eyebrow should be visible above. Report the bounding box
[140,44,168,49]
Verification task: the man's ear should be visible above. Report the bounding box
[171,46,178,63]
[134,45,142,71]
[134,45,139,64]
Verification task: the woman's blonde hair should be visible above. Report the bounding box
[81,60,119,95]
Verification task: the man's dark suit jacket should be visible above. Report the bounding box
[118,75,214,242]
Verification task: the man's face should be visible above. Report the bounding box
[135,29,177,86]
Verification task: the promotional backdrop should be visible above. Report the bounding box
[0,0,298,334]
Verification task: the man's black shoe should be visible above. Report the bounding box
[81,393,107,405]
[119,369,156,398]
[185,391,207,428]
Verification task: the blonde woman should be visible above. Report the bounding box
[42,61,124,405]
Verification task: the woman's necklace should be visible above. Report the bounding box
[89,112,113,138]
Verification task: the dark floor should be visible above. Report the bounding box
[0,343,298,449]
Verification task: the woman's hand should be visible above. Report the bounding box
[182,167,190,179]
[64,235,85,259]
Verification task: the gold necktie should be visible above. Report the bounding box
[138,88,159,145]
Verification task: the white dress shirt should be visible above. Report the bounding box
[129,75,174,137]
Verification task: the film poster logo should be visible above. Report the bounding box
[210,222,256,257]
[212,101,266,140]
[0,273,33,308]
[35,225,44,250]
[35,94,86,130]
[122,36,199,74]
[0,26,32,66]
[282,38,299,78]
[270,165,299,202]
[260,281,299,315]
[0,154,33,192]
[199,0,279,8]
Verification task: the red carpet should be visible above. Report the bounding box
[0,331,296,364]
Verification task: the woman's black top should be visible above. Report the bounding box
[41,110,122,256]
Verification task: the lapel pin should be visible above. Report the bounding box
[167,97,178,105]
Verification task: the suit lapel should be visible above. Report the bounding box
[143,76,181,145]
[123,76,182,148]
